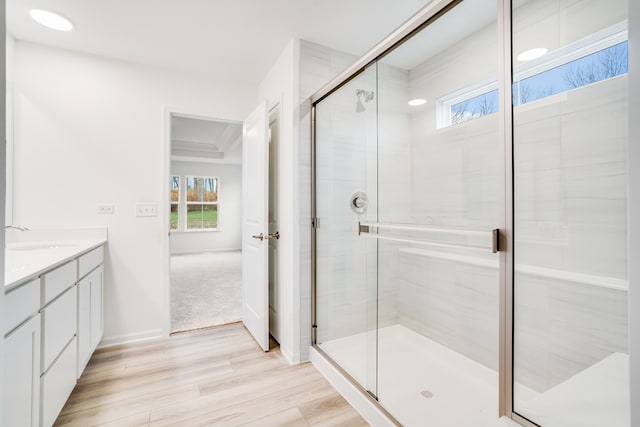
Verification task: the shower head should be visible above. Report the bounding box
[355,89,375,112]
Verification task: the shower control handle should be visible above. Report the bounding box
[350,192,368,214]
[252,233,264,241]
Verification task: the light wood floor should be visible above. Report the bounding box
[54,322,368,427]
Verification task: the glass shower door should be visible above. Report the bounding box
[314,64,379,397]
[512,0,630,425]
[371,1,502,426]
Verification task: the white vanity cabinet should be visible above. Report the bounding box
[2,278,41,427]
[3,241,106,427]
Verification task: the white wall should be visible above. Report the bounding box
[12,41,254,345]
[169,161,242,254]
[257,39,301,363]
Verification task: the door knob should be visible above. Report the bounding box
[267,231,280,240]
[252,233,264,241]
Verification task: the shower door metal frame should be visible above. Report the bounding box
[310,0,524,424]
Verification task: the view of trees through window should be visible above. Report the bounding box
[169,175,219,230]
[449,40,628,126]
[186,177,218,229]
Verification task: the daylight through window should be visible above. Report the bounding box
[169,176,219,231]
[437,23,628,128]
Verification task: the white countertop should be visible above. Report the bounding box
[4,228,107,292]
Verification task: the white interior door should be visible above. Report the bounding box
[242,101,269,351]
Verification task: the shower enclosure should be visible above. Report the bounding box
[311,0,630,426]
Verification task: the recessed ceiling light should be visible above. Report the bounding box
[29,9,73,32]
[408,98,427,107]
[517,47,547,62]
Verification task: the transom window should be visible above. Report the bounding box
[437,22,628,128]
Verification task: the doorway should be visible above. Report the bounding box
[167,113,244,333]
[268,107,281,343]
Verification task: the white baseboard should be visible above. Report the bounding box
[279,342,300,365]
[98,328,164,349]
[170,248,241,255]
[310,346,397,427]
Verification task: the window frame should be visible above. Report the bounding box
[170,175,180,231]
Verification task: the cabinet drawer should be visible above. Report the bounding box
[78,246,103,279]
[40,337,77,427]
[41,261,77,306]
[41,286,77,373]
[4,278,39,336]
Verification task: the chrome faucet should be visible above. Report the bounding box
[5,225,30,231]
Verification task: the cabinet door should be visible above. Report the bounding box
[3,315,40,427]
[77,276,91,378]
[90,266,104,351]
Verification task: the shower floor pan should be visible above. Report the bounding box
[319,325,628,427]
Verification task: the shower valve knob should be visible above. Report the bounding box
[350,192,368,214]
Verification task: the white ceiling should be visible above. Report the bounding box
[7,0,431,87]
[171,115,242,164]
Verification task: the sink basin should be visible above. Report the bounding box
[6,242,76,251]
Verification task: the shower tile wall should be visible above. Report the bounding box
[513,75,629,392]
[377,62,413,330]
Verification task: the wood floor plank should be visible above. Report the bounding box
[93,411,151,427]
[238,407,308,427]
[298,394,355,425]
[54,323,367,426]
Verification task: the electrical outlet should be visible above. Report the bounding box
[136,203,158,217]
[97,204,115,214]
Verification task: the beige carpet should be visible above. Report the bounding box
[170,251,242,333]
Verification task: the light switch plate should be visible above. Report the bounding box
[136,203,158,217]
[97,204,114,214]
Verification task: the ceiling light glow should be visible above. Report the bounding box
[408,98,427,107]
[517,47,547,62]
[29,9,74,31]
